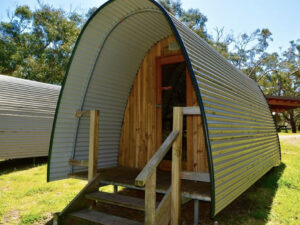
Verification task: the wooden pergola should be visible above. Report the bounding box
[266,95,300,113]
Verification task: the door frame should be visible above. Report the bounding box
[155,54,186,149]
[156,54,193,171]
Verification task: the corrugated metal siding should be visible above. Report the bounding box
[0,75,60,159]
[169,15,280,215]
[74,11,172,172]
[48,0,280,216]
[48,0,173,180]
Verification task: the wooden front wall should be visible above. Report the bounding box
[118,36,209,173]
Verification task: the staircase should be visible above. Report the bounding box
[68,191,145,225]
[53,173,149,225]
[55,107,191,225]
[70,209,142,225]
[53,123,180,225]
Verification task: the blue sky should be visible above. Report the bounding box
[0,0,299,53]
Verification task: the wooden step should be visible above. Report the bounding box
[85,192,146,211]
[69,209,143,225]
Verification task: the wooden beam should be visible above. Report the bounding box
[69,159,88,167]
[268,99,300,107]
[194,200,199,225]
[145,170,156,225]
[171,107,183,225]
[156,54,185,65]
[182,106,201,115]
[135,130,179,187]
[88,110,99,181]
[155,187,171,225]
[75,110,91,118]
[270,107,288,113]
[57,173,103,223]
[180,171,210,183]
[156,56,162,150]
[159,160,188,171]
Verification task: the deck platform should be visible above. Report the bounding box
[69,166,211,202]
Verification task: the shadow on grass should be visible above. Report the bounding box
[0,157,47,175]
[211,163,286,225]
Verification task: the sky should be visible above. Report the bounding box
[0,0,299,53]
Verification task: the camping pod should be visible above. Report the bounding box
[48,0,281,223]
[0,75,60,159]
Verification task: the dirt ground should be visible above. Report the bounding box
[279,134,300,145]
[279,134,300,139]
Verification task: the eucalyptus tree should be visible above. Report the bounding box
[0,4,84,84]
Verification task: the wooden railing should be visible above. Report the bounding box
[69,109,99,181]
[134,130,179,186]
[135,130,179,225]
[135,106,205,225]
[135,107,183,225]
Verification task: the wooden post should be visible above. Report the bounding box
[88,110,99,181]
[113,185,118,193]
[171,107,183,225]
[145,169,156,225]
[155,187,171,225]
[194,199,199,225]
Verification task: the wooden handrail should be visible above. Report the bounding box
[180,171,210,183]
[75,110,91,118]
[135,130,179,187]
[140,107,184,225]
[69,159,88,167]
[155,187,171,225]
[182,106,201,115]
[72,109,100,182]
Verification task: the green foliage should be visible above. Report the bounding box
[0,3,86,84]
[158,0,183,17]
[20,213,43,225]
[158,0,210,40]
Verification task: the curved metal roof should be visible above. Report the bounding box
[0,75,60,159]
[47,0,280,216]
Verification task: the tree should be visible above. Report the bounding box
[226,29,273,79]
[280,41,300,132]
[158,0,210,40]
[0,3,85,84]
[261,40,300,132]
[210,27,233,59]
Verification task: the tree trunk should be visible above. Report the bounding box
[288,110,297,133]
[273,112,279,131]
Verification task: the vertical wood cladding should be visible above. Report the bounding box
[118,36,208,172]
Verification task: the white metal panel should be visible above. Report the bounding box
[0,75,60,159]
[74,12,173,172]
[48,0,173,180]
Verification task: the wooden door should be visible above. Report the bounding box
[156,54,192,169]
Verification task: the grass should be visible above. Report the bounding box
[0,134,299,225]
[0,162,86,225]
